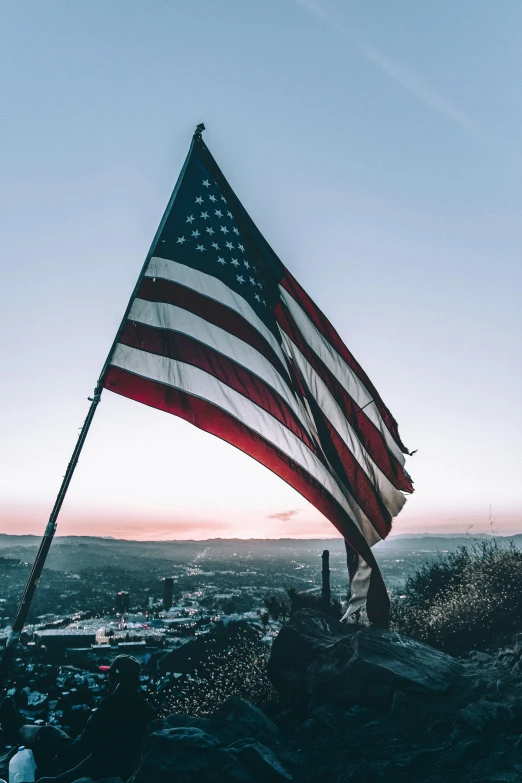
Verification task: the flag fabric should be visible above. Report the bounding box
[101,131,413,625]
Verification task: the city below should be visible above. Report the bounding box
[1,532,519,743]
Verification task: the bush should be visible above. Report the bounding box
[264,594,289,624]
[392,540,522,656]
[286,587,343,620]
[264,588,343,623]
[153,626,277,717]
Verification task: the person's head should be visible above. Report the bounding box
[107,654,141,692]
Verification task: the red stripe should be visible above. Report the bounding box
[103,365,390,625]
[302,390,393,538]
[280,268,409,455]
[275,301,413,493]
[118,321,318,454]
[137,277,290,385]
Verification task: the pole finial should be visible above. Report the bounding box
[194,123,206,139]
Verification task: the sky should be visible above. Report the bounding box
[1,0,521,540]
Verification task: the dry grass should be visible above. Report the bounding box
[392,540,522,656]
[152,629,277,717]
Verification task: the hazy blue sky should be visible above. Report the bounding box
[1,0,521,539]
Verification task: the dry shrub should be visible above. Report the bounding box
[152,628,277,717]
[392,540,522,656]
[264,587,343,623]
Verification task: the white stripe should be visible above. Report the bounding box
[146,257,288,370]
[128,297,314,438]
[279,287,405,467]
[341,556,372,617]
[110,343,380,547]
[282,333,406,517]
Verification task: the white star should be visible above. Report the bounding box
[215,209,223,218]
[196,244,205,252]
[217,256,226,265]
[226,241,234,250]
[176,236,186,244]
[236,275,244,284]
[200,211,209,220]
[211,242,220,250]
[191,229,200,238]
[232,227,240,235]
[231,258,240,267]
[243,260,250,269]
[209,194,217,203]
[238,244,245,252]
[206,226,215,235]
[221,195,227,203]
[254,293,261,302]
[227,211,233,219]
[249,277,255,285]
[256,281,262,289]
[195,196,203,205]
[202,179,210,188]
[220,225,229,235]
[186,215,195,223]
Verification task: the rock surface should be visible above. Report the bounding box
[129,726,253,782]
[267,609,465,710]
[127,704,290,783]
[73,779,124,783]
[229,739,293,780]
[69,616,522,783]
[218,696,281,740]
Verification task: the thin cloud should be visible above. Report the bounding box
[267,509,301,522]
[291,0,520,169]
[291,0,327,17]
[359,44,488,144]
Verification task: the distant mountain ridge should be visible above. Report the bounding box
[0,532,521,575]
[0,532,520,544]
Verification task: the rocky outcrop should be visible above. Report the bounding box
[228,739,292,781]
[71,618,522,783]
[73,779,124,783]
[128,698,291,783]
[130,726,252,782]
[267,609,465,710]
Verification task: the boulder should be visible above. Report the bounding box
[216,696,282,740]
[228,739,293,780]
[267,609,465,710]
[127,702,290,783]
[130,727,253,783]
[73,779,124,783]
[163,712,253,744]
[458,701,513,732]
[310,702,357,730]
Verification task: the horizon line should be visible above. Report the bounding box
[1,531,520,543]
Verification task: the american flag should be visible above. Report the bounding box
[101,129,413,625]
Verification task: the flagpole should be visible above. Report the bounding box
[0,391,102,687]
[0,124,205,690]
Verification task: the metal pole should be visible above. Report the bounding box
[0,388,102,686]
[0,124,205,690]
[321,549,331,609]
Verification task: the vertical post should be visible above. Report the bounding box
[321,549,330,609]
[163,578,174,612]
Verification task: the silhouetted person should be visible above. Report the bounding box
[20,654,155,782]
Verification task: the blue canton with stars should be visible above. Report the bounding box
[155,137,284,338]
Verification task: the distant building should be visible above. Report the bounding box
[34,629,97,652]
[162,578,174,611]
[115,591,130,614]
